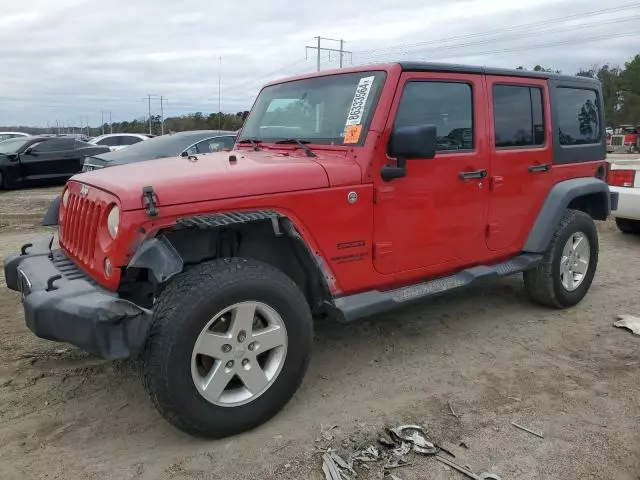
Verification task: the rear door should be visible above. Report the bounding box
[486,76,552,251]
[372,71,491,275]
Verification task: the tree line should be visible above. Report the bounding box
[3,53,639,136]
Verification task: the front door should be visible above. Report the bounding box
[373,72,490,276]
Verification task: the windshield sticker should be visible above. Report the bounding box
[344,124,362,144]
[345,76,375,127]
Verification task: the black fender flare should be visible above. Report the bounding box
[127,236,184,283]
[524,177,610,253]
[43,195,61,226]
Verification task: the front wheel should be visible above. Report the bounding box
[141,257,313,438]
[524,209,598,308]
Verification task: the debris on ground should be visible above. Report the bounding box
[614,315,640,336]
[511,421,544,439]
[320,424,341,442]
[448,400,460,418]
[388,425,438,455]
[435,454,502,479]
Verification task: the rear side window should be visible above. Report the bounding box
[493,85,545,148]
[556,88,601,145]
[394,81,473,152]
[120,136,143,146]
[98,137,120,146]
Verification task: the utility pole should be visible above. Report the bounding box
[109,112,112,134]
[101,111,105,135]
[306,37,352,72]
[56,120,59,135]
[147,94,152,135]
[160,96,167,135]
[218,56,222,131]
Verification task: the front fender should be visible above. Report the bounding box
[524,178,610,252]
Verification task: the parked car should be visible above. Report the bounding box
[88,133,152,152]
[82,130,236,171]
[0,131,30,142]
[608,156,640,233]
[5,62,614,439]
[0,136,109,188]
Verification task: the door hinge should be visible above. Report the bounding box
[490,176,504,191]
[373,242,393,259]
[374,186,394,204]
[486,223,500,237]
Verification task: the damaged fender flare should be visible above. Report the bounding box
[128,236,184,283]
[43,195,61,226]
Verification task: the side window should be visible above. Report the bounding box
[120,136,142,146]
[32,139,73,152]
[556,88,601,145]
[194,137,233,154]
[493,85,545,148]
[393,81,473,152]
[98,137,121,147]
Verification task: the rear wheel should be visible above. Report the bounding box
[615,217,640,234]
[524,209,598,308]
[142,257,313,438]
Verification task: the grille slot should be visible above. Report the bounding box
[59,191,103,265]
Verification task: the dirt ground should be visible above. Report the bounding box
[0,181,639,480]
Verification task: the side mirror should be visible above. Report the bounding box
[389,124,437,160]
[382,124,437,182]
[24,147,37,156]
[180,151,188,157]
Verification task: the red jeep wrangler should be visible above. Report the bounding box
[5,62,615,438]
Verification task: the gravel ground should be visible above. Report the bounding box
[0,179,638,480]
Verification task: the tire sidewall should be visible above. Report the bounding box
[156,273,312,435]
[550,214,598,306]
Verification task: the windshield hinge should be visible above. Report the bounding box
[142,186,159,217]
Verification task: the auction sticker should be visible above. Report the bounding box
[345,76,375,126]
[344,124,363,144]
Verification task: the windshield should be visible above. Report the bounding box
[239,71,386,146]
[0,138,30,154]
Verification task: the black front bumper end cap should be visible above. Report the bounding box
[3,235,151,360]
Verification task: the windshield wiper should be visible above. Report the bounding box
[236,138,261,151]
[274,139,316,157]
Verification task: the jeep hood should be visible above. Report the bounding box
[74,150,355,210]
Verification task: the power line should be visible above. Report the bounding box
[355,16,640,63]
[305,36,352,71]
[355,2,640,56]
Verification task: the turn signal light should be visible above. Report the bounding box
[607,169,635,187]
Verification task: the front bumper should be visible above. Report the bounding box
[3,235,151,359]
[610,186,640,221]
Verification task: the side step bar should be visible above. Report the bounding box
[329,253,543,322]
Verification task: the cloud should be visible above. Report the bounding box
[0,0,637,126]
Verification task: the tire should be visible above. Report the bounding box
[524,209,598,309]
[141,257,313,438]
[615,217,640,234]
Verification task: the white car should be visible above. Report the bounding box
[608,157,640,233]
[0,132,30,142]
[88,133,151,151]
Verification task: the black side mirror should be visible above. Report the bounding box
[24,147,37,156]
[180,151,188,157]
[382,124,437,182]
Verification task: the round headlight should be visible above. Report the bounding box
[62,188,70,207]
[107,206,120,239]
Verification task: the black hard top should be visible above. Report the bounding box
[399,62,599,84]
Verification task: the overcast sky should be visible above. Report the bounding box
[1,0,638,127]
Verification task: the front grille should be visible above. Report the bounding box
[59,192,103,265]
[611,136,624,146]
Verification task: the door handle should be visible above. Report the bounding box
[459,169,487,180]
[63,154,75,158]
[528,163,551,173]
